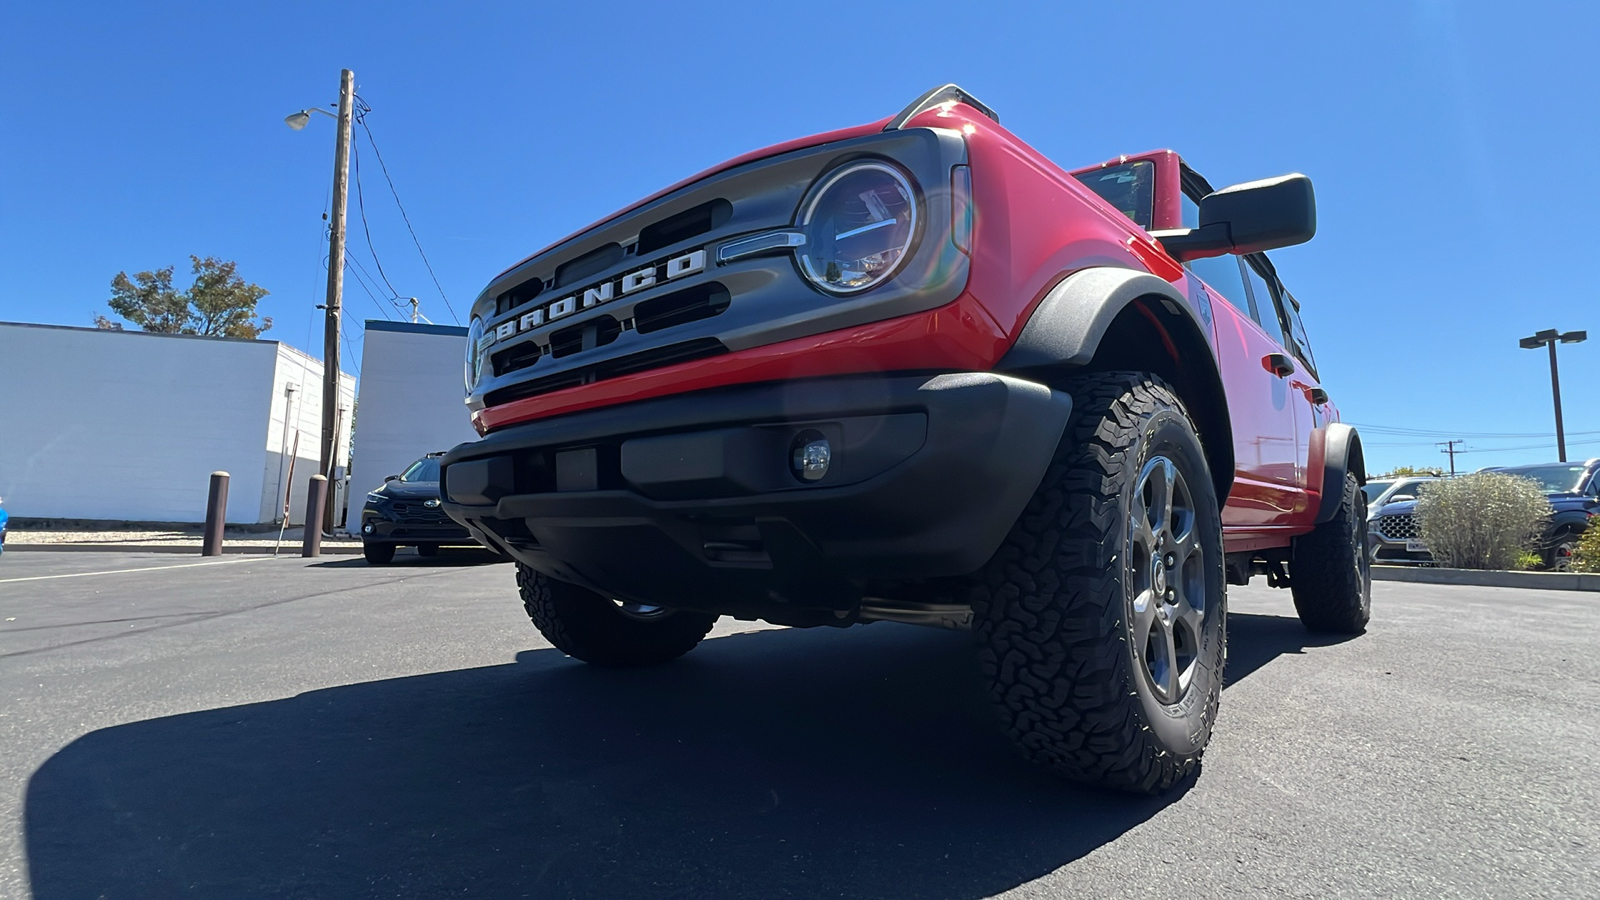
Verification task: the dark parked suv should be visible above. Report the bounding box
[1487,460,1599,569]
[359,452,473,564]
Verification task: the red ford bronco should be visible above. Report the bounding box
[441,85,1369,793]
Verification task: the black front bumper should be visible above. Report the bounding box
[359,510,473,545]
[441,373,1072,615]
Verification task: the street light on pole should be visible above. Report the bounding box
[1518,328,1588,462]
[286,68,355,533]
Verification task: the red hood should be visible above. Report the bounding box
[493,117,893,281]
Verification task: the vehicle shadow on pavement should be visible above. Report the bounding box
[309,548,510,569]
[24,612,1326,899]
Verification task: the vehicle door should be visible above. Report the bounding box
[1241,255,1321,511]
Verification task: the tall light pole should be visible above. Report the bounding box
[1518,328,1588,462]
[286,68,355,533]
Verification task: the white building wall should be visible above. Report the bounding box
[258,345,357,526]
[0,323,277,522]
[349,321,478,528]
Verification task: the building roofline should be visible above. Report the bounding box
[363,319,469,337]
[0,319,275,346]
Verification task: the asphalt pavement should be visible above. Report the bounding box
[1,550,1595,898]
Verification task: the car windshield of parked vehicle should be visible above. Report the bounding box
[1377,478,1433,504]
[1073,160,1154,229]
[1362,480,1394,505]
[400,457,442,483]
[1494,464,1587,493]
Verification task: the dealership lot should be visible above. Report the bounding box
[1,552,1595,899]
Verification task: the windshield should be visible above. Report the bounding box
[1362,481,1393,505]
[1494,464,1587,493]
[400,457,442,483]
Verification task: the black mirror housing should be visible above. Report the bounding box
[1151,173,1316,262]
[384,474,401,482]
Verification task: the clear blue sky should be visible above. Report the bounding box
[2,0,1595,474]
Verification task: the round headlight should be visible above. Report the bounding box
[797,161,919,294]
[464,316,485,392]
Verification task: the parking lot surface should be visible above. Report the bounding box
[1,550,1595,898]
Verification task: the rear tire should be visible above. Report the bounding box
[1546,529,1577,572]
[972,372,1226,794]
[1291,473,1371,633]
[363,542,395,565]
[517,564,717,667]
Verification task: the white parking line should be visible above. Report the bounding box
[0,556,268,584]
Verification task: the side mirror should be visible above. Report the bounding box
[384,474,401,482]
[1386,494,1416,504]
[1151,174,1317,262]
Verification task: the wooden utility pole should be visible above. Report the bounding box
[1437,439,1463,476]
[319,68,355,533]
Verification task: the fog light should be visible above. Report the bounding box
[791,430,831,482]
[362,523,374,534]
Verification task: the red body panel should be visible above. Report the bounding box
[474,102,1333,543]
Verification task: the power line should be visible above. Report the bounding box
[349,140,404,302]
[353,96,461,325]
[1349,422,1600,439]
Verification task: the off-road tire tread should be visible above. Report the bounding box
[517,564,716,667]
[1291,473,1370,633]
[972,371,1223,794]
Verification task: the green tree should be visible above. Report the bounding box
[95,256,272,338]
[1378,465,1445,478]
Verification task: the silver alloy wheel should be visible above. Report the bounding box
[1128,456,1206,705]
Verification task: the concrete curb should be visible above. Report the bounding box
[6,542,363,556]
[1373,565,1600,592]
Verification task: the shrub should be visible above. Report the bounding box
[1415,473,1551,570]
[1573,525,1600,573]
[1513,550,1544,571]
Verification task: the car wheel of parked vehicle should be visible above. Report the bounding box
[972,372,1226,794]
[417,543,440,558]
[1547,530,1578,571]
[1290,473,1371,633]
[363,542,396,565]
[517,564,718,667]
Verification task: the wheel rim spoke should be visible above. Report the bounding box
[1131,453,1205,706]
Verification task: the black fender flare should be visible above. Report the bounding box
[998,266,1235,503]
[1314,423,1367,524]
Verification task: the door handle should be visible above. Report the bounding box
[1307,387,1329,405]
[1262,353,1296,378]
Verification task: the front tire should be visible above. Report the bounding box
[517,564,717,667]
[417,543,440,558]
[973,372,1226,794]
[363,541,396,565]
[1291,473,1372,633]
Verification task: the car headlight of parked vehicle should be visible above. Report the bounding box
[796,160,919,295]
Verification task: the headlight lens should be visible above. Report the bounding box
[797,161,919,294]
[366,491,388,504]
[464,316,486,392]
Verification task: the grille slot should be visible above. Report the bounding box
[1375,513,1420,541]
[492,340,541,377]
[635,199,731,256]
[495,279,543,316]
[485,338,728,407]
[555,243,624,288]
[550,315,623,360]
[634,283,731,334]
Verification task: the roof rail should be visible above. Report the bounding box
[883,84,999,132]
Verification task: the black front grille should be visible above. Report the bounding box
[390,502,452,524]
[1375,513,1420,541]
[485,338,728,407]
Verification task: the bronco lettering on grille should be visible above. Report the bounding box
[486,248,708,349]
